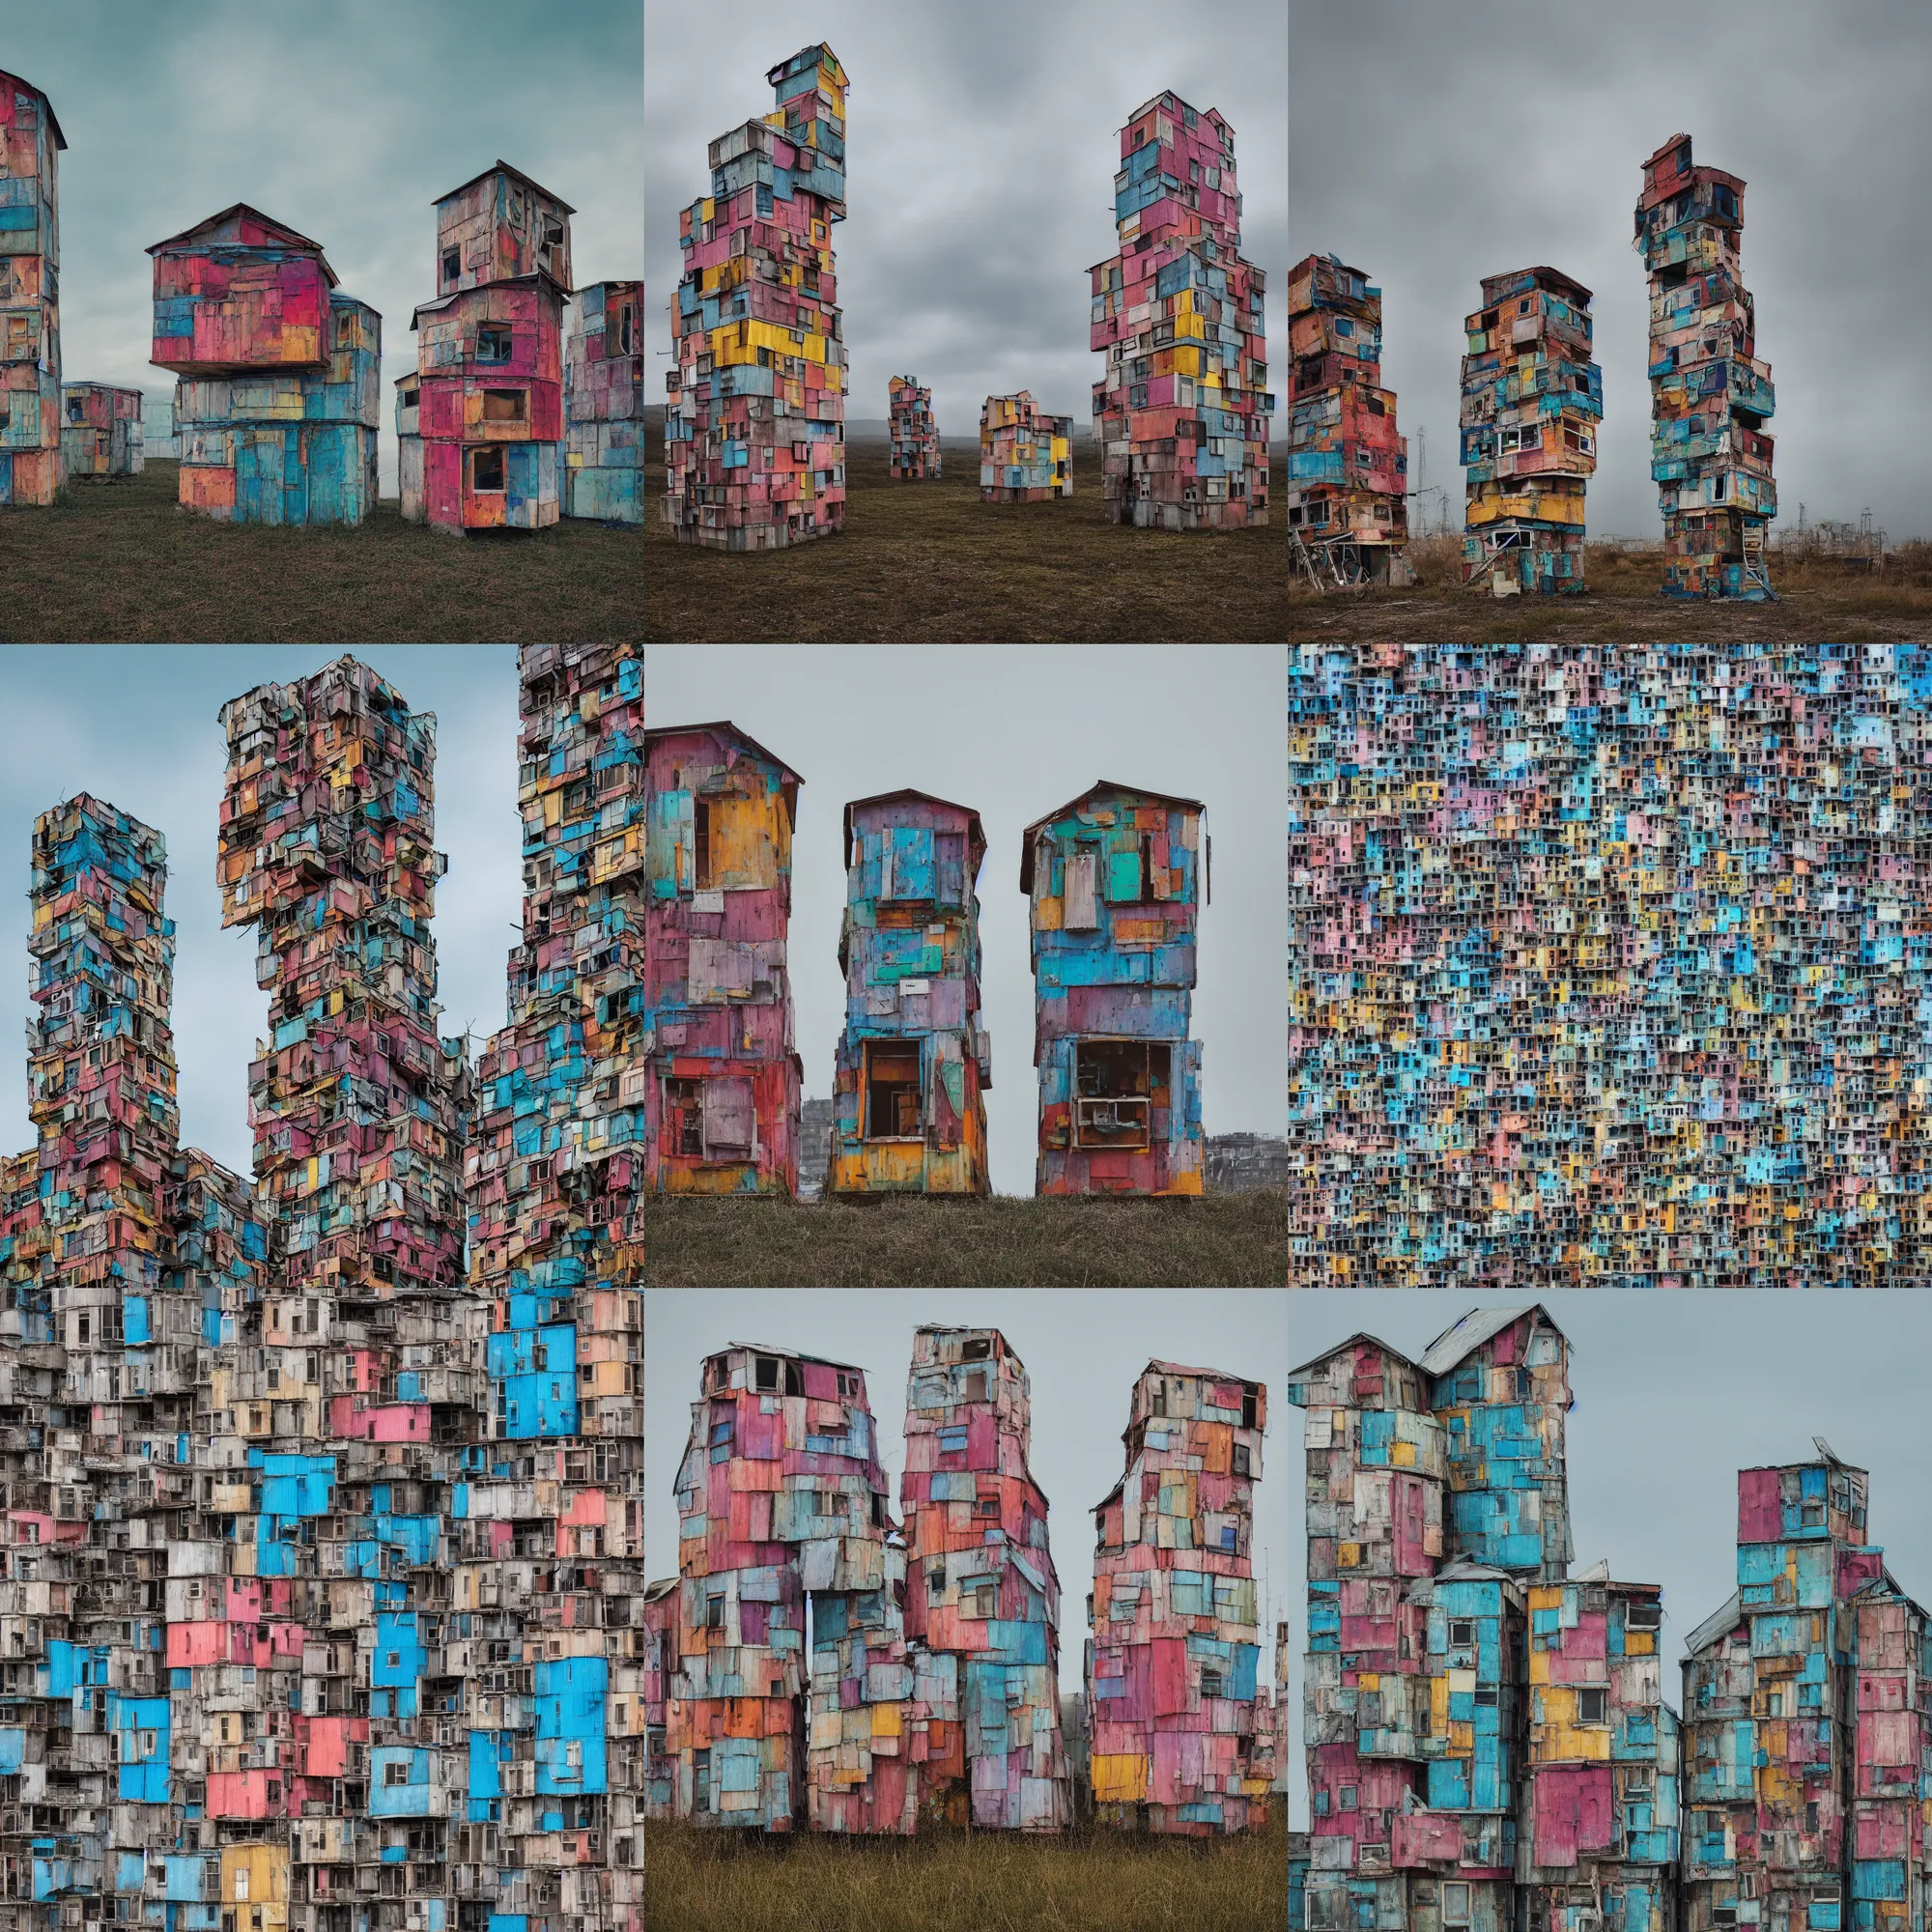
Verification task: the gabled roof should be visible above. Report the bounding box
[842,789,984,869]
[720,1339,865,1374]
[409,270,571,328]
[1418,1304,1564,1378]
[1146,1358,1257,1388]
[434,158,576,215]
[1019,780,1206,892]
[1286,1330,1421,1389]
[642,719,803,788]
[147,204,336,285]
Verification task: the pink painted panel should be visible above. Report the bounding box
[1737,1467,1782,1543]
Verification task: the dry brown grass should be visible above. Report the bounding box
[644,1190,1290,1287]
[642,1812,1289,1932]
[644,435,1288,642]
[1290,539,1932,643]
[0,462,641,642]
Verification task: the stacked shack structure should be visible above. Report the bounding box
[887,375,939,479]
[980,391,1072,501]
[0,69,65,506]
[641,722,803,1195]
[901,1327,1069,1829]
[829,791,991,1197]
[60,381,143,476]
[1287,253,1407,584]
[1087,1360,1271,1834]
[1021,781,1206,1197]
[1090,90,1272,529]
[399,161,572,532]
[1636,133,1776,598]
[150,206,381,524]
[564,278,644,523]
[1459,267,1601,593]
[664,43,849,550]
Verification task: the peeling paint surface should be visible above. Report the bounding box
[886,375,939,480]
[980,391,1072,502]
[0,69,64,506]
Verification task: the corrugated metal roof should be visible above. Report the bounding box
[1286,1331,1421,1387]
[1684,1591,1745,1659]
[1419,1303,1565,1377]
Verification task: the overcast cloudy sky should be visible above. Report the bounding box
[645,0,1286,445]
[0,646,522,1179]
[1280,1291,1932,1828]
[6,0,640,495]
[645,1287,1292,1698]
[1291,1,1932,540]
[643,644,1289,1198]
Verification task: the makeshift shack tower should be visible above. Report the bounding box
[0,69,65,506]
[1636,133,1776,598]
[564,278,644,523]
[1287,252,1407,585]
[60,382,144,477]
[1022,781,1205,1196]
[642,721,803,1195]
[398,161,572,532]
[1087,1360,1270,1834]
[901,1327,1069,1830]
[150,205,381,525]
[980,390,1072,501]
[1459,267,1601,592]
[664,43,849,550]
[1091,90,1272,529]
[829,791,990,1197]
[887,374,939,479]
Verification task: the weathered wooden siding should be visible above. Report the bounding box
[980,390,1072,502]
[887,375,939,480]
[564,279,643,524]
[0,70,65,506]
[59,381,144,476]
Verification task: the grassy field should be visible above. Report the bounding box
[1289,535,1932,642]
[644,434,1287,642]
[0,462,640,642]
[643,1813,1289,1932]
[644,1191,1289,1287]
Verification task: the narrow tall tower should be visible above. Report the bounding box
[0,70,65,506]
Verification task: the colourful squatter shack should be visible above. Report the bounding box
[901,1327,1069,1830]
[642,722,803,1195]
[1636,134,1776,599]
[1459,267,1601,594]
[1683,1450,1929,1932]
[887,375,940,479]
[150,206,381,525]
[564,279,644,524]
[1087,1360,1271,1834]
[829,791,991,1198]
[1091,91,1272,530]
[60,382,143,477]
[1287,253,1408,585]
[1022,781,1205,1197]
[0,70,65,506]
[980,391,1072,502]
[665,43,849,550]
[399,161,572,532]
[669,1343,917,1833]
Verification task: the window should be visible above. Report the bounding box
[964,1580,997,1618]
[1062,848,1099,929]
[666,1078,704,1158]
[701,1077,755,1160]
[693,1747,710,1809]
[963,1371,986,1403]
[336,311,355,349]
[864,1040,922,1140]
[1443,1883,1472,1928]
[614,303,634,355]
[927,1567,945,1594]
[834,1371,856,1398]
[645,1727,665,1760]
[66,395,83,422]
[471,446,506,493]
[962,1338,991,1362]
[1232,1444,1250,1477]
[1577,1688,1606,1724]
[705,1594,724,1631]
[481,388,527,422]
[1201,1669,1224,1699]
[973,1497,999,1520]
[1073,1040,1167,1151]
[754,1356,780,1393]
[383,1761,410,1787]
[1449,1619,1475,1648]
[1625,1600,1661,1630]
[442,247,462,284]
[693,800,713,888]
[1241,1391,1258,1429]
[234,1873,249,1902]
[475,323,513,364]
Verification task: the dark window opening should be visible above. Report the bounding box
[865,1040,922,1140]
[477,324,513,363]
[666,1078,704,1158]
[785,1360,803,1397]
[693,800,713,889]
[615,304,634,354]
[1578,1688,1606,1724]
[66,395,83,422]
[1201,1669,1224,1699]
[400,386,419,410]
[481,388,526,422]
[1449,1619,1475,1648]
[962,1338,991,1362]
[1074,1040,1169,1150]
[441,248,461,284]
[1136,833,1160,903]
[1232,1443,1251,1477]
[1241,1391,1257,1429]
[471,446,506,493]
[754,1356,779,1393]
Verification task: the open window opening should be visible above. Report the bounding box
[864,1040,923,1140]
[477,323,513,364]
[961,1337,991,1362]
[667,1079,704,1158]
[481,388,527,422]
[693,799,714,889]
[470,446,506,494]
[1073,1039,1167,1150]
[615,303,635,355]
[441,247,461,285]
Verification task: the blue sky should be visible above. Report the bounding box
[7,0,640,494]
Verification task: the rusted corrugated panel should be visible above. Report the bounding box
[1459,266,1600,593]
[1091,91,1271,531]
[1023,781,1204,1197]
[641,722,803,1195]
[0,70,66,506]
[664,44,848,551]
[829,792,989,1197]
[1638,135,1777,599]
[1086,1361,1269,1835]
[900,1327,1067,1829]
[980,390,1072,502]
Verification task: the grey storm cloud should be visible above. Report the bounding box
[0,646,522,1182]
[6,0,640,496]
[1290,0,1932,540]
[1280,1289,1932,1828]
[644,1287,1293,1699]
[642,644,1289,1200]
[645,0,1286,447]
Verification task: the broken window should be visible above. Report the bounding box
[1074,1040,1168,1151]
[615,303,635,355]
[666,1079,704,1158]
[961,1338,991,1362]
[471,446,506,494]
[481,389,527,423]
[477,324,513,363]
[864,1040,922,1140]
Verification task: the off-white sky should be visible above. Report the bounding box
[643,644,1289,1198]
[644,1286,1292,1700]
